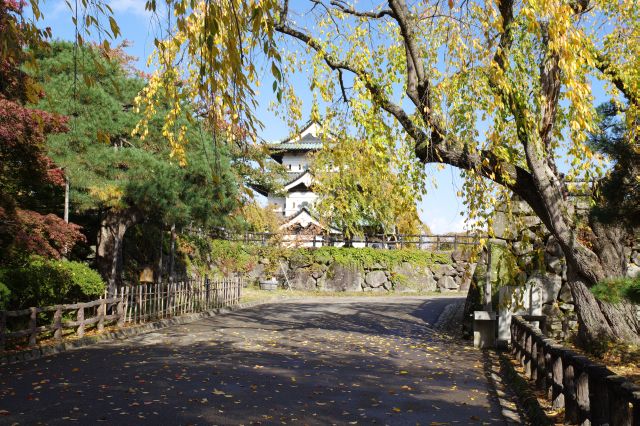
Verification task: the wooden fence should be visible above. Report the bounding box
[113,276,242,324]
[0,276,242,353]
[227,232,481,251]
[511,315,640,425]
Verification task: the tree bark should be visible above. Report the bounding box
[169,223,176,282]
[567,220,640,346]
[96,208,142,296]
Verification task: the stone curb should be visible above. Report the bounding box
[0,297,288,367]
[484,350,523,425]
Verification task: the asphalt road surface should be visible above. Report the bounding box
[0,297,505,425]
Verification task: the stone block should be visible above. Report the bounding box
[458,263,477,292]
[438,275,459,291]
[627,263,640,278]
[545,236,563,257]
[527,272,562,304]
[392,263,437,292]
[365,270,387,288]
[542,303,561,318]
[291,269,317,290]
[433,264,456,277]
[451,250,471,262]
[546,255,563,275]
[323,264,363,292]
[558,284,573,303]
[473,311,497,348]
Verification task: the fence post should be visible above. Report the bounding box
[0,310,6,351]
[76,305,85,338]
[632,392,640,426]
[53,306,62,340]
[563,360,578,424]
[29,307,37,347]
[205,274,210,307]
[525,332,533,378]
[97,299,106,332]
[551,348,565,410]
[608,376,631,425]
[117,296,125,327]
[588,365,610,425]
[575,370,590,425]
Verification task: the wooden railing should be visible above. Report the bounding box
[511,315,640,425]
[225,232,481,251]
[0,276,242,353]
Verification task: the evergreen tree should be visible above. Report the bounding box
[33,42,240,293]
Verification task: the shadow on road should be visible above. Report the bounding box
[0,297,502,425]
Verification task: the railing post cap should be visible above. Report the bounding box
[620,381,640,394]
[605,374,627,386]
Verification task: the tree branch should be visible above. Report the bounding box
[329,0,393,19]
[275,3,429,146]
[595,52,640,108]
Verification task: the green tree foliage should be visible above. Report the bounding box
[29,41,242,291]
[591,277,640,305]
[588,101,640,304]
[34,42,240,230]
[311,122,428,237]
[589,101,640,228]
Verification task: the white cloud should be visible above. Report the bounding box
[425,214,467,235]
[108,0,149,16]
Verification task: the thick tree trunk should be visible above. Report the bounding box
[96,208,142,296]
[568,270,640,346]
[566,219,640,346]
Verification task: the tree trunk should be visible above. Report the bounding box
[169,223,176,282]
[566,219,640,346]
[96,208,142,296]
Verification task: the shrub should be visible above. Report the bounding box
[0,280,10,310]
[0,257,105,309]
[591,276,640,304]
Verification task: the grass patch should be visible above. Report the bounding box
[240,287,451,304]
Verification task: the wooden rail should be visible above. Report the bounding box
[511,315,640,425]
[222,232,481,251]
[0,276,242,353]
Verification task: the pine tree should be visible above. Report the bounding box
[33,42,240,292]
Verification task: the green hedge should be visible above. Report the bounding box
[178,236,449,277]
[0,257,105,309]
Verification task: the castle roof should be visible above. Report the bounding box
[268,122,324,163]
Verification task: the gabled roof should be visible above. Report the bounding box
[280,207,340,233]
[272,133,323,151]
[268,122,324,163]
[284,170,313,191]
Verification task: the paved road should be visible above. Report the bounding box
[0,297,504,425]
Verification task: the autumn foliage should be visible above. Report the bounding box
[0,0,84,262]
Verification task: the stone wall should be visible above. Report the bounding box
[246,251,476,293]
[492,197,640,340]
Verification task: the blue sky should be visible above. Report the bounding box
[38,0,609,234]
